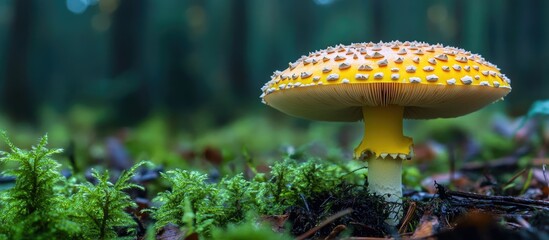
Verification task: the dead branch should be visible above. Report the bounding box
[437,184,549,214]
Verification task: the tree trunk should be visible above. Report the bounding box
[110,0,149,125]
[2,0,35,122]
[162,29,195,113]
[228,1,249,98]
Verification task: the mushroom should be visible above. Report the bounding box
[260,41,511,225]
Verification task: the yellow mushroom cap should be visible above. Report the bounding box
[261,41,511,121]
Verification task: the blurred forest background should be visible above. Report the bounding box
[1,0,547,125]
[0,0,547,167]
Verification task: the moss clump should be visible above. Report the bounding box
[152,158,382,238]
[71,162,146,239]
[152,170,223,236]
[0,133,145,240]
[255,158,351,215]
[0,133,77,239]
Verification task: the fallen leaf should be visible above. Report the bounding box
[260,214,289,233]
[411,214,439,239]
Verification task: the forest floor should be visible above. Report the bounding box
[1,103,549,239]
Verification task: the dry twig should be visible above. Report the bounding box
[398,202,416,234]
[296,208,353,240]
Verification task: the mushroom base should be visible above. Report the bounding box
[354,105,413,160]
[367,156,403,226]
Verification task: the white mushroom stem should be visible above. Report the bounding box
[368,156,403,226]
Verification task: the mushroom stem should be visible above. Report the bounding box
[354,105,412,159]
[355,105,412,226]
[368,156,403,226]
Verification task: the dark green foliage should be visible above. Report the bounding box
[256,159,349,215]
[0,133,145,240]
[152,158,361,237]
[152,170,224,236]
[71,162,145,240]
[218,174,255,223]
[0,132,78,239]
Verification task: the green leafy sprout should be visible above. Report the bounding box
[71,162,146,239]
[0,132,75,239]
[0,132,145,240]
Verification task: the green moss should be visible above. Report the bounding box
[0,132,78,239]
[152,170,220,236]
[71,162,146,240]
[255,158,350,215]
[0,132,145,240]
[151,158,364,237]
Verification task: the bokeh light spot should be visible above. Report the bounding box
[66,0,88,14]
[314,0,336,6]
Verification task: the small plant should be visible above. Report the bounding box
[0,132,78,239]
[214,173,256,226]
[255,158,349,215]
[152,170,222,236]
[0,132,145,240]
[71,162,146,240]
